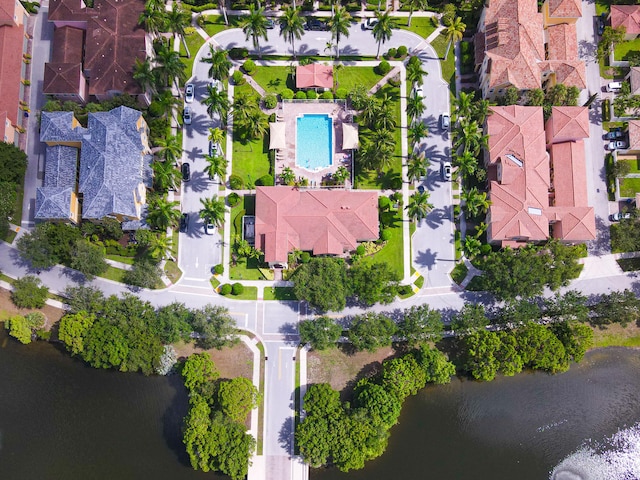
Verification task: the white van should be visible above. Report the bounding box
[606,82,623,93]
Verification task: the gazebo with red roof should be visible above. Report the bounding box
[296,64,334,90]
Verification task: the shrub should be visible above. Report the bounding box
[381,229,392,241]
[11,276,49,309]
[603,98,611,122]
[220,283,232,295]
[281,88,294,99]
[385,47,397,59]
[264,94,278,109]
[389,177,403,190]
[306,90,318,99]
[378,196,391,211]
[356,245,365,256]
[442,3,457,25]
[397,285,412,296]
[229,174,244,190]
[336,87,348,99]
[232,283,244,295]
[148,101,164,117]
[242,59,256,75]
[296,90,307,99]
[396,45,408,58]
[227,192,241,206]
[320,91,334,100]
[256,174,274,186]
[376,60,391,75]
[213,264,224,275]
[229,47,249,60]
[231,70,245,85]
[269,112,276,122]
[388,76,401,87]
[431,16,439,27]
[300,252,311,263]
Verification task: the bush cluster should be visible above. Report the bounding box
[231,70,245,85]
[376,60,391,75]
[242,59,256,75]
[227,192,241,206]
[229,174,244,190]
[264,94,277,109]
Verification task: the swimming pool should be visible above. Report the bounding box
[296,114,333,170]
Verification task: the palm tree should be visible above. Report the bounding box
[133,58,158,95]
[147,198,181,231]
[280,167,296,185]
[199,197,226,228]
[203,85,230,121]
[453,150,478,179]
[406,92,426,121]
[138,5,166,36]
[454,119,486,155]
[374,102,396,130]
[472,99,491,124]
[444,17,466,61]
[408,121,428,147]
[279,6,305,59]
[208,127,225,146]
[462,187,491,219]
[327,4,351,59]
[155,47,186,89]
[154,89,181,122]
[246,109,269,140]
[204,154,227,181]
[360,97,379,127]
[370,128,395,153]
[406,57,427,86]
[406,152,427,183]
[240,5,268,58]
[148,233,173,260]
[463,235,482,259]
[232,93,261,132]
[155,135,182,163]
[359,138,394,173]
[201,45,232,81]
[152,159,181,192]
[453,91,474,120]
[372,10,396,59]
[217,0,229,25]
[406,191,433,222]
[333,165,349,184]
[404,0,428,27]
[166,4,192,58]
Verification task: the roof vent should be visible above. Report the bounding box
[528,207,542,216]
[505,154,523,167]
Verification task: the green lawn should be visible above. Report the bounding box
[617,257,640,271]
[614,37,640,62]
[164,260,182,284]
[619,158,640,173]
[451,261,468,285]
[202,15,240,37]
[180,30,207,79]
[430,33,456,95]
[398,17,437,39]
[264,287,297,301]
[355,84,403,190]
[100,266,127,283]
[369,209,404,279]
[460,40,474,75]
[232,84,271,184]
[229,195,270,280]
[221,286,258,300]
[620,177,640,197]
[251,66,294,94]
[337,66,385,92]
[106,254,135,265]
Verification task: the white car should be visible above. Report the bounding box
[441,161,452,181]
[441,113,450,130]
[184,83,194,103]
[209,79,221,92]
[608,140,627,150]
[413,85,424,98]
[205,222,215,235]
[363,18,378,30]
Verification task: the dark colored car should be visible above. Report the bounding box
[181,162,191,182]
[305,18,328,31]
[597,12,606,36]
[417,185,425,194]
[606,128,623,140]
[179,213,189,232]
[266,18,275,29]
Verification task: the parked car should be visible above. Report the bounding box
[183,106,192,125]
[610,212,632,222]
[179,213,189,232]
[440,113,450,130]
[413,84,424,98]
[608,140,627,150]
[305,18,328,31]
[184,83,194,103]
[205,222,215,235]
[441,161,452,181]
[597,12,606,36]
[606,81,623,93]
[417,185,425,194]
[362,18,378,30]
[181,162,191,182]
[209,141,222,157]
[265,18,275,29]
[605,128,623,140]
[209,79,222,92]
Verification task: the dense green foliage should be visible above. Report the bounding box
[17,223,82,269]
[0,181,17,238]
[181,354,256,480]
[473,241,584,300]
[347,313,397,352]
[59,287,238,374]
[299,316,343,350]
[296,345,455,472]
[4,312,45,344]
[0,141,28,185]
[398,305,443,345]
[11,275,49,308]
[348,259,399,305]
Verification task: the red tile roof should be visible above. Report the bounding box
[545,106,590,144]
[296,64,333,89]
[547,0,581,19]
[254,187,378,264]
[611,5,640,36]
[628,120,640,152]
[0,0,25,138]
[546,23,578,61]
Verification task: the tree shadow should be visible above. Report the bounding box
[161,374,194,468]
[277,414,295,457]
[588,215,612,256]
[414,248,438,271]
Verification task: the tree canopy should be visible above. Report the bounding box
[292,258,349,312]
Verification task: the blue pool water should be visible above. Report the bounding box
[296,114,333,170]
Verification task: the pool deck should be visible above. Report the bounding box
[275,101,353,187]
